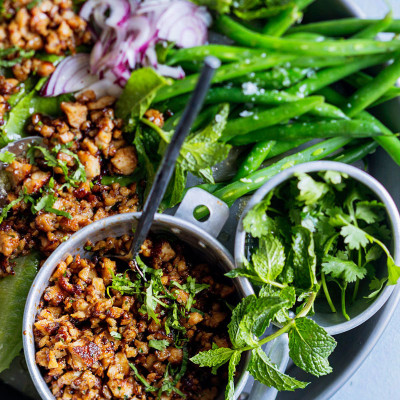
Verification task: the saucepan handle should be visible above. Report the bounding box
[175,187,230,238]
[248,333,290,400]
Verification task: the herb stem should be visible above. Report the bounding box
[341,283,351,321]
[321,272,337,313]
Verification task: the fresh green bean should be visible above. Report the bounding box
[166,45,265,65]
[221,96,324,142]
[161,87,347,120]
[320,86,400,166]
[230,119,386,145]
[233,67,311,89]
[351,10,393,39]
[193,137,352,218]
[265,139,309,159]
[345,71,400,107]
[216,15,400,56]
[287,53,395,97]
[262,0,316,36]
[288,18,400,37]
[345,57,400,117]
[331,140,379,164]
[284,32,328,41]
[153,53,295,103]
[233,141,276,180]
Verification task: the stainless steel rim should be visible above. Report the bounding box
[23,212,254,400]
[234,161,400,336]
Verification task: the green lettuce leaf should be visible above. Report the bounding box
[0,252,40,372]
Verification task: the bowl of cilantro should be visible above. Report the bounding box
[227,160,400,398]
[235,160,400,335]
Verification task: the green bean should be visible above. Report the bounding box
[233,67,311,89]
[265,139,309,159]
[153,53,295,103]
[320,87,400,166]
[262,0,316,36]
[193,137,352,218]
[233,141,276,181]
[331,140,379,164]
[351,10,393,39]
[215,15,400,56]
[166,45,264,65]
[287,53,395,97]
[345,57,400,117]
[345,72,400,107]
[288,18,400,37]
[162,87,347,120]
[284,32,328,41]
[221,96,324,142]
[230,119,386,145]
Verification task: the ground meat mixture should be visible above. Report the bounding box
[34,235,236,399]
[0,91,141,276]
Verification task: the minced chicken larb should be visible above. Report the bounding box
[34,234,236,399]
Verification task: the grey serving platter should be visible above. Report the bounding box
[1,0,400,399]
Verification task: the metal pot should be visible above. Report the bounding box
[23,188,257,400]
[235,161,400,400]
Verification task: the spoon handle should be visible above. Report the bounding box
[130,56,221,259]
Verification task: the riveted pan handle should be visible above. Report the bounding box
[174,187,229,238]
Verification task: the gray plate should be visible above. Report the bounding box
[1,0,400,399]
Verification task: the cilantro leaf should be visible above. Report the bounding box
[0,195,23,224]
[364,277,388,302]
[340,224,369,250]
[0,151,16,164]
[149,339,170,351]
[321,255,367,283]
[355,200,385,224]
[225,351,242,400]
[190,347,235,368]
[296,173,329,205]
[321,170,348,187]
[248,347,308,391]
[110,331,122,340]
[252,234,285,283]
[129,363,157,392]
[292,226,317,289]
[288,317,336,377]
[32,193,72,219]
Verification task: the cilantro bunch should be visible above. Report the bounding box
[191,171,400,399]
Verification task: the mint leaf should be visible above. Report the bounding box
[243,191,274,238]
[288,317,336,377]
[252,234,285,282]
[292,226,317,289]
[340,224,369,250]
[149,339,170,351]
[225,266,260,282]
[260,285,296,323]
[296,173,329,205]
[248,347,308,391]
[180,104,231,182]
[322,255,367,283]
[0,151,16,163]
[190,347,235,368]
[225,351,242,400]
[229,296,288,347]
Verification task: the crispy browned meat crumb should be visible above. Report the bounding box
[34,236,235,400]
[0,91,141,275]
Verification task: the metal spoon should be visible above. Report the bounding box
[106,56,221,276]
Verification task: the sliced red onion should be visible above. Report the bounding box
[41,54,99,97]
[155,64,185,79]
[80,0,132,29]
